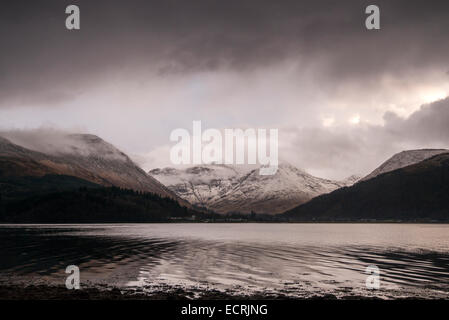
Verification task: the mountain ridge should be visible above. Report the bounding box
[149,162,360,214]
[362,148,448,181]
[0,134,186,205]
[283,152,449,221]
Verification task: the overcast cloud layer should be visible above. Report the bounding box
[1,0,449,179]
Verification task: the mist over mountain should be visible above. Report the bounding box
[149,163,359,214]
[0,131,206,222]
[2,129,448,222]
[0,132,184,203]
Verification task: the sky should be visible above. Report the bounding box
[1,0,449,179]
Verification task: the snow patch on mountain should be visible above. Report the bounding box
[362,149,448,181]
[149,163,359,214]
[0,133,181,202]
[1,131,129,161]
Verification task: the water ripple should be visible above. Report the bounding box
[0,224,448,298]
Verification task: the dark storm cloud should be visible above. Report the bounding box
[1,0,449,106]
[384,98,449,144]
[286,97,449,178]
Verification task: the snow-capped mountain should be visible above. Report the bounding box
[0,134,182,202]
[362,149,448,181]
[341,174,361,185]
[149,163,358,214]
[285,152,449,222]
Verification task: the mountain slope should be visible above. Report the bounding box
[149,164,247,211]
[284,153,449,221]
[0,174,101,201]
[150,163,358,214]
[0,134,184,204]
[0,186,199,223]
[362,149,448,181]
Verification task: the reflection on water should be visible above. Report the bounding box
[0,224,448,298]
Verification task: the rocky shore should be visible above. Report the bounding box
[0,284,382,300]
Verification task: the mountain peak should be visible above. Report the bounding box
[0,132,184,203]
[67,133,103,143]
[149,163,355,214]
[284,152,449,221]
[362,148,448,181]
